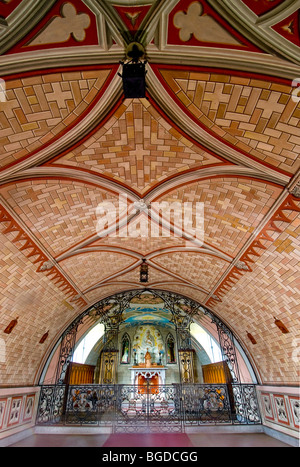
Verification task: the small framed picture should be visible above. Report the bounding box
[0,399,7,429]
[274,394,289,426]
[23,394,35,422]
[7,397,22,427]
[261,393,274,421]
[288,396,299,429]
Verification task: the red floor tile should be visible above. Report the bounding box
[103,433,194,447]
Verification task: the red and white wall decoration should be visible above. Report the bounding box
[0,387,39,441]
[258,387,299,438]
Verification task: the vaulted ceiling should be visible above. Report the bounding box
[0,0,299,387]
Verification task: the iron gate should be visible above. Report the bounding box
[114,384,183,433]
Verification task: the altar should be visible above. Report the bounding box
[130,365,167,387]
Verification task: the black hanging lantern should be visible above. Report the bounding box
[119,42,147,99]
[140,259,149,283]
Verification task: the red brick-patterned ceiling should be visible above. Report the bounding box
[0,0,299,387]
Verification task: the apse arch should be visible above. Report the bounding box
[40,288,259,386]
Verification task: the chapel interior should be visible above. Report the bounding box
[0,0,299,448]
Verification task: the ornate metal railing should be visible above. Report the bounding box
[36,383,261,431]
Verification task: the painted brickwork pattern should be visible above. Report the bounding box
[54,99,221,194]
[152,251,229,292]
[159,70,300,174]
[0,180,120,256]
[212,213,300,384]
[60,251,138,292]
[0,70,111,168]
[0,231,79,386]
[160,178,283,255]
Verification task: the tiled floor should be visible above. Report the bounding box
[9,432,292,447]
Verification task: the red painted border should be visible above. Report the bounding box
[0,0,23,19]
[113,4,152,36]
[272,11,300,48]
[0,201,87,306]
[241,0,285,17]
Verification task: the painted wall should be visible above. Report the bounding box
[0,386,40,445]
[257,385,299,442]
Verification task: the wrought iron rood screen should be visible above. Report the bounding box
[36,383,261,432]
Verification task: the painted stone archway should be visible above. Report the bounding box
[45,288,256,387]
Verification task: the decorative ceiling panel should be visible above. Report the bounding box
[152,251,230,291]
[6,0,99,54]
[0,68,115,170]
[59,251,138,292]
[154,66,300,175]
[159,178,283,256]
[52,97,223,195]
[112,4,152,37]
[272,10,300,48]
[0,179,121,257]
[167,0,260,51]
